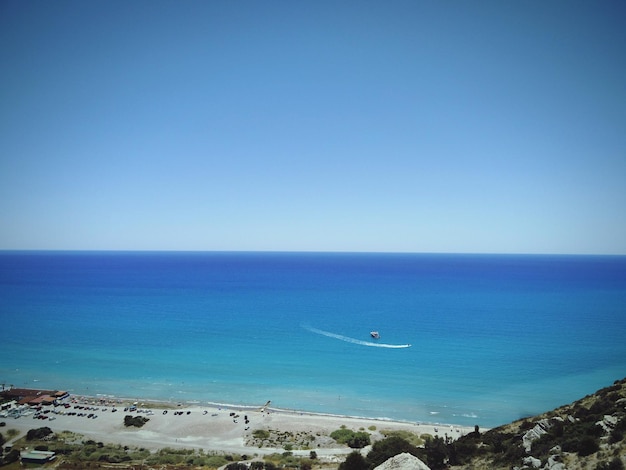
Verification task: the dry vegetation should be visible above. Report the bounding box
[2,379,625,469]
[434,377,626,470]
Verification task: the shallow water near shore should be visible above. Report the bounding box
[1,251,625,427]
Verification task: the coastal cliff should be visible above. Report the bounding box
[438,377,626,470]
[341,378,626,470]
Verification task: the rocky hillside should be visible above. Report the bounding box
[444,377,626,470]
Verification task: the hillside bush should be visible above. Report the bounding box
[226,463,248,470]
[447,435,478,465]
[610,427,624,444]
[366,436,420,468]
[596,457,625,470]
[424,436,448,470]
[576,436,600,457]
[339,451,369,470]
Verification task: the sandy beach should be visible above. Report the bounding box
[4,395,477,461]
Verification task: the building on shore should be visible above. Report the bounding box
[20,450,56,464]
[0,388,68,406]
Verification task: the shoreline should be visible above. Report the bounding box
[72,395,476,431]
[77,392,471,429]
[3,391,480,460]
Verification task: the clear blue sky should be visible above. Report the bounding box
[1,1,625,254]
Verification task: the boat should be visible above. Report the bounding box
[370,331,380,339]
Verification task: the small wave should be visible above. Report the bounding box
[303,325,411,349]
[452,412,479,419]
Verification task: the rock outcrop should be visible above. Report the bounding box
[374,452,431,470]
[522,418,552,452]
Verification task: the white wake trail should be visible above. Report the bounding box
[303,325,411,349]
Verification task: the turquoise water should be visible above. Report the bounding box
[1,252,625,427]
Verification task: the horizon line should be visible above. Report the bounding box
[1,249,625,257]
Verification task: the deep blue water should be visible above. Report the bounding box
[1,251,625,427]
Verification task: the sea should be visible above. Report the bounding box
[1,251,625,428]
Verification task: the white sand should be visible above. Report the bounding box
[5,397,476,459]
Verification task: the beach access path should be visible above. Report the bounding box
[4,397,476,460]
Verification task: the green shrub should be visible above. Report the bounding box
[447,437,478,465]
[609,428,623,444]
[205,455,230,467]
[500,441,526,465]
[330,428,370,448]
[3,449,19,464]
[424,436,448,470]
[381,429,424,447]
[331,428,356,444]
[253,429,271,439]
[339,451,369,470]
[519,419,535,431]
[347,431,371,449]
[26,426,53,440]
[577,436,599,457]
[124,415,149,427]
